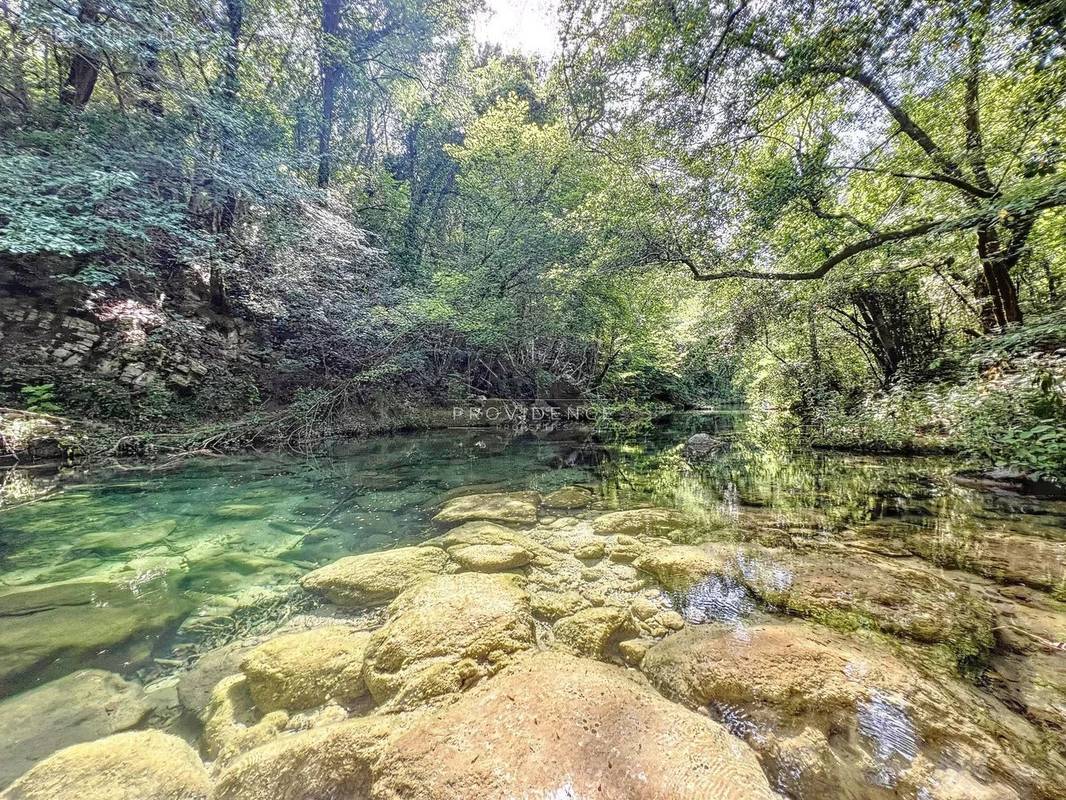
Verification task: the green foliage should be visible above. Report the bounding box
[18,384,61,414]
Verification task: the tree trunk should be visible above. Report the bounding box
[975,222,1024,331]
[60,0,100,108]
[318,0,343,188]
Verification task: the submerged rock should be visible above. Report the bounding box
[0,669,151,788]
[212,504,272,520]
[432,491,540,525]
[298,546,448,607]
[362,572,535,709]
[75,519,178,552]
[591,507,688,537]
[642,621,1062,800]
[541,485,595,509]
[633,543,733,590]
[373,651,777,800]
[449,542,530,572]
[0,577,191,688]
[0,730,211,800]
[240,626,371,712]
[737,546,997,659]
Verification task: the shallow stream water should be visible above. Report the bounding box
[1,412,1063,797]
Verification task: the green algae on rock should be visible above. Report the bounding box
[298,546,449,607]
[361,572,535,709]
[0,730,211,800]
[0,669,151,788]
[240,626,371,712]
[432,491,541,526]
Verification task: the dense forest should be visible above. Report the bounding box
[1,0,1064,478]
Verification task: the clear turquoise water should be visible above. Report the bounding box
[1,413,1063,700]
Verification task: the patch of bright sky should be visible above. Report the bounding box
[474,0,560,60]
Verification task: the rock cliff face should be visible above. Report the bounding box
[0,266,272,417]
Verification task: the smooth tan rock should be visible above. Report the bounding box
[432,491,540,526]
[213,715,409,800]
[298,547,448,607]
[573,541,605,560]
[633,544,732,589]
[362,572,535,709]
[0,730,210,800]
[240,627,371,712]
[450,543,530,572]
[373,651,777,800]
[542,485,594,509]
[552,605,626,657]
[591,508,688,537]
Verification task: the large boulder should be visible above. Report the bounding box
[298,547,449,607]
[591,508,688,537]
[240,626,371,712]
[212,715,409,800]
[373,651,777,799]
[362,572,535,709]
[0,669,151,788]
[737,546,997,659]
[642,622,1062,799]
[0,731,210,800]
[432,491,540,526]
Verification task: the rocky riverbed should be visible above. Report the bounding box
[2,480,1063,800]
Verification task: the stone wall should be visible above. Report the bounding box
[0,268,275,417]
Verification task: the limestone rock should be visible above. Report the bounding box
[542,485,594,509]
[373,651,777,800]
[212,504,272,520]
[0,731,210,800]
[0,669,151,788]
[299,547,449,607]
[213,714,410,800]
[432,491,540,526]
[202,675,288,767]
[592,507,688,537]
[633,543,732,590]
[552,605,626,657]
[76,520,177,552]
[738,546,997,658]
[449,542,530,572]
[0,578,191,687]
[240,627,371,712]
[362,572,535,709]
[642,621,1061,800]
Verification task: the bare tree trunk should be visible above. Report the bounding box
[60,0,100,108]
[318,0,342,188]
[209,0,243,312]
